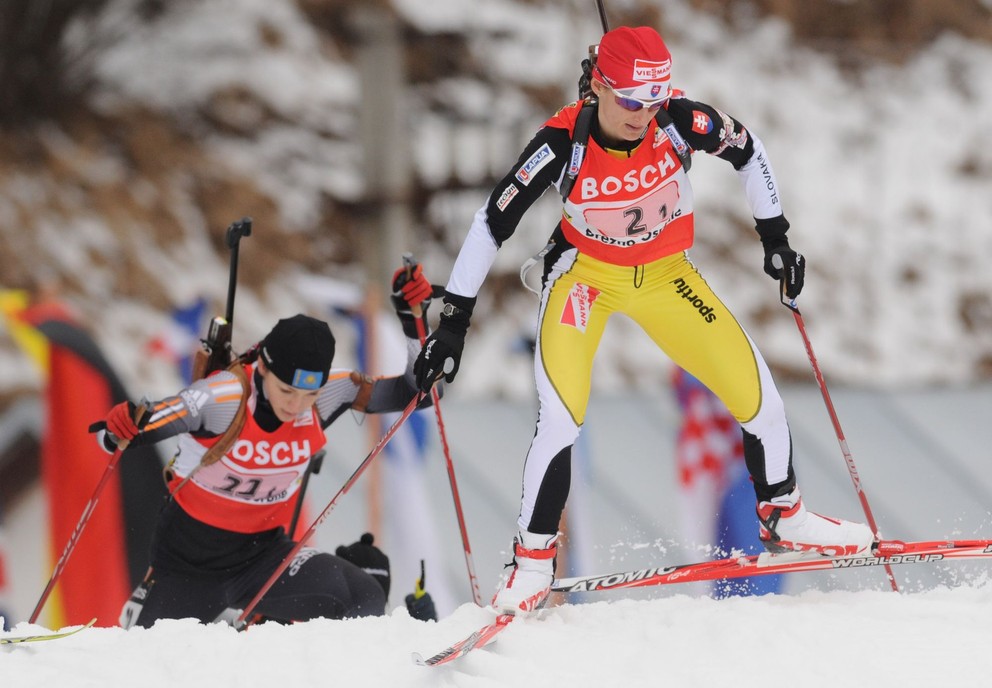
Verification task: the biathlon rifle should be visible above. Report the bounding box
[191,217,252,381]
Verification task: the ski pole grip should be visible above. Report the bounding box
[770,253,798,310]
[115,399,151,451]
[401,252,424,319]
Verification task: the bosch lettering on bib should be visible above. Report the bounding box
[169,363,328,533]
[544,102,696,267]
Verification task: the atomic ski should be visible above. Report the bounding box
[414,539,992,667]
[552,539,992,594]
[412,613,516,667]
[0,618,96,645]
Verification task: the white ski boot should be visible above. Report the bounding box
[493,530,558,614]
[757,486,874,557]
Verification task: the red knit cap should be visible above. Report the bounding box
[595,26,672,103]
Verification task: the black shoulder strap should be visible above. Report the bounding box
[560,100,692,203]
[559,100,597,202]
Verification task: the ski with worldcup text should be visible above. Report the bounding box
[412,613,516,667]
[1,618,96,645]
[413,539,992,666]
[551,539,992,594]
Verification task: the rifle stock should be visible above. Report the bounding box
[191,316,233,381]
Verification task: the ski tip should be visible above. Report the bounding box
[0,617,98,645]
[411,652,427,666]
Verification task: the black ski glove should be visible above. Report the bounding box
[404,560,438,622]
[405,590,438,622]
[413,292,476,393]
[756,217,805,299]
[336,533,391,597]
[390,261,436,339]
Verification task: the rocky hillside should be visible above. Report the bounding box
[2,0,991,401]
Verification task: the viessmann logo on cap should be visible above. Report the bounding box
[632,58,671,82]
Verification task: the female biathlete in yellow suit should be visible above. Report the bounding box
[415,25,874,614]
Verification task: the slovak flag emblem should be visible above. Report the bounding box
[691,111,713,134]
[650,84,662,98]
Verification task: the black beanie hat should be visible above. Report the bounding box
[336,533,391,597]
[261,314,335,390]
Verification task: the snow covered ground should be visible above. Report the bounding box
[3,582,991,687]
[5,384,992,687]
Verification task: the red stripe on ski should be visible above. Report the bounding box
[413,613,515,667]
[552,539,992,593]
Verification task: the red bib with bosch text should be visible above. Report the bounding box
[172,402,327,533]
[549,102,695,266]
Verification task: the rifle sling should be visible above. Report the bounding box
[163,362,250,494]
[350,371,375,412]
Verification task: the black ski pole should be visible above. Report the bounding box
[287,450,325,539]
[236,393,425,627]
